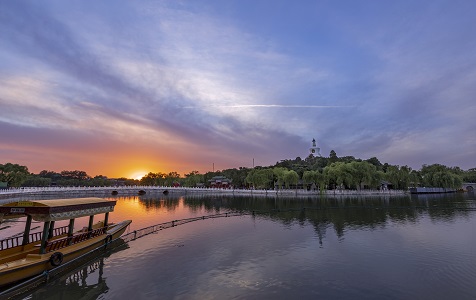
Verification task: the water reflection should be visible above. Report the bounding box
[13,240,129,300]
[5,193,475,299]
[177,193,475,239]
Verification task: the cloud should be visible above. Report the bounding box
[0,0,475,176]
[181,104,353,109]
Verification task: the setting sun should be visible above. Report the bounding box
[130,171,147,180]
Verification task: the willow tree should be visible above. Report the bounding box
[283,170,299,189]
[420,164,463,188]
[348,161,377,189]
[273,167,288,189]
[384,165,413,190]
[303,170,324,190]
[245,168,273,189]
[324,162,354,189]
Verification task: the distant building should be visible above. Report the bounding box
[208,176,232,188]
[309,138,322,157]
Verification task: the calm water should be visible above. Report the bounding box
[1,192,475,299]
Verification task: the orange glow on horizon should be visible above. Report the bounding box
[8,143,226,179]
[130,171,148,180]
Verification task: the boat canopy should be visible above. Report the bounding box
[0,198,116,222]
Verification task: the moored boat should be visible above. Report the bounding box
[0,197,131,287]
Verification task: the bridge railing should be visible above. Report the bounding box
[0,185,409,196]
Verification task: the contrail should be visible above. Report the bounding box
[181,104,353,109]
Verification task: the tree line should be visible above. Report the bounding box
[1,151,475,190]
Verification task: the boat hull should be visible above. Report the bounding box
[0,220,131,288]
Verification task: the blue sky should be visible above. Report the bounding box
[0,0,475,177]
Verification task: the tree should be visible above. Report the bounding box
[183,171,204,187]
[39,170,61,179]
[245,168,273,189]
[324,162,354,189]
[385,165,402,189]
[273,167,288,189]
[221,167,250,188]
[409,170,421,187]
[365,157,383,171]
[462,168,476,183]
[328,150,338,165]
[0,163,30,187]
[420,164,463,189]
[164,172,181,186]
[90,175,111,186]
[140,172,166,186]
[302,170,324,190]
[22,174,51,187]
[283,170,299,189]
[60,170,91,181]
[348,161,377,189]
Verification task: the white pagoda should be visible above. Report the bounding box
[309,138,321,157]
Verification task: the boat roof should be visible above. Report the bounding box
[0,197,116,222]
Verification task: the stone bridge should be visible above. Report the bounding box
[0,185,407,200]
[462,182,475,192]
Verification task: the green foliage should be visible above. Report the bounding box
[462,168,476,183]
[140,172,166,186]
[328,150,338,165]
[90,175,112,186]
[39,170,62,180]
[273,167,288,189]
[3,155,472,190]
[183,171,204,187]
[324,162,354,189]
[221,167,249,188]
[0,163,30,187]
[60,170,91,181]
[283,170,299,188]
[245,168,273,189]
[348,161,376,189]
[420,164,463,189]
[302,170,324,189]
[384,165,413,190]
[22,174,51,187]
[164,172,181,186]
[365,157,383,171]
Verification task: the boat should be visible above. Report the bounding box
[0,197,131,288]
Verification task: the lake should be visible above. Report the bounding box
[2,192,475,299]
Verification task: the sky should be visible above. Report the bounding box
[0,0,475,179]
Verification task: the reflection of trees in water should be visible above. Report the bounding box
[180,193,474,239]
[136,195,228,215]
[126,193,473,243]
[119,195,182,212]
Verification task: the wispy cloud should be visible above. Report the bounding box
[181,104,354,109]
[0,0,475,175]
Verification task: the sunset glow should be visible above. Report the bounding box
[130,172,148,181]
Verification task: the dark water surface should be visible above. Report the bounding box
[2,193,475,299]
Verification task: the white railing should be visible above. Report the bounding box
[0,185,407,196]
